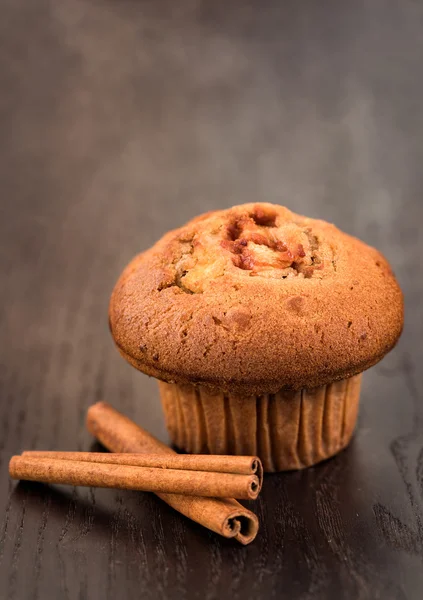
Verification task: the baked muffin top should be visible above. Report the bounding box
[109,203,403,395]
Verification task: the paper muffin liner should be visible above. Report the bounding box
[157,374,362,472]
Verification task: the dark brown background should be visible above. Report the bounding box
[1,1,422,599]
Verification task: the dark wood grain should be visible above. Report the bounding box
[1,0,422,598]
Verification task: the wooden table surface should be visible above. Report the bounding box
[1,1,422,598]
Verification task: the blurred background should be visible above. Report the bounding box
[1,2,422,598]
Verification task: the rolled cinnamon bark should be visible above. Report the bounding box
[10,455,260,500]
[86,402,259,544]
[22,451,263,489]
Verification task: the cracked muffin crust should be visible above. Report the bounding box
[109,203,403,396]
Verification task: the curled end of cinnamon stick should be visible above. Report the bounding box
[251,458,263,491]
[224,500,259,545]
[245,475,260,500]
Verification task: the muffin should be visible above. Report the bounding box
[109,203,403,471]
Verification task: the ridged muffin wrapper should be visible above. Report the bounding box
[158,374,362,472]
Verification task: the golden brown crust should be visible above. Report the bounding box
[109,203,404,395]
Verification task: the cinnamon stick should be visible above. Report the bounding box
[86,402,259,544]
[22,451,263,489]
[10,455,260,499]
